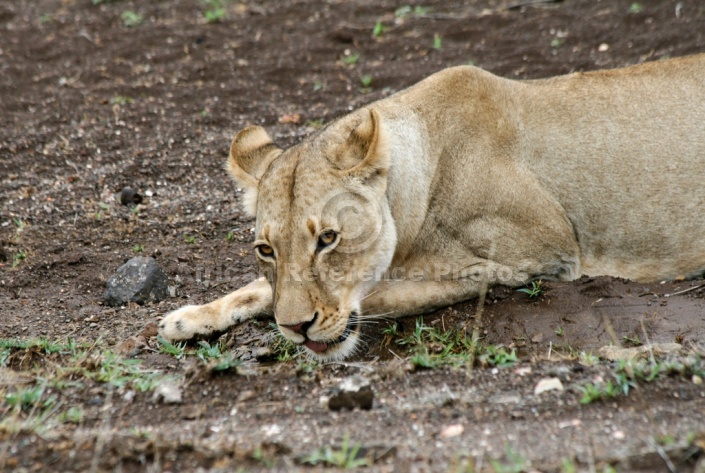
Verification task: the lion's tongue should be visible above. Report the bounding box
[304,340,329,353]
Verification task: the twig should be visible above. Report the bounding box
[507,0,565,10]
[647,437,677,473]
[387,348,403,362]
[664,283,705,297]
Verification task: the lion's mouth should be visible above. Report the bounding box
[303,314,359,354]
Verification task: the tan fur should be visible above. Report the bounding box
[160,54,705,360]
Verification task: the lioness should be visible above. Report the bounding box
[160,54,705,361]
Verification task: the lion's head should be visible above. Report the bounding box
[227,109,397,360]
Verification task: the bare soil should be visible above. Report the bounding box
[1,1,705,472]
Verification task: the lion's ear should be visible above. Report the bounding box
[226,126,282,216]
[339,109,390,187]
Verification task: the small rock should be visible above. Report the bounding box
[152,380,183,404]
[254,346,273,360]
[115,335,146,357]
[139,322,159,339]
[237,390,256,403]
[598,343,682,362]
[327,375,374,411]
[439,424,464,439]
[182,405,205,420]
[119,187,143,206]
[104,257,168,307]
[534,377,564,395]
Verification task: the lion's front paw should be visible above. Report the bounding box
[158,305,218,341]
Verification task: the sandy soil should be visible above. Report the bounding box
[1,0,704,471]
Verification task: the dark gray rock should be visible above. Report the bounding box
[327,375,374,411]
[104,257,168,306]
[119,187,142,206]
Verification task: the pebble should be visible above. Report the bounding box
[439,424,464,438]
[326,375,374,411]
[115,335,147,357]
[598,343,682,362]
[534,377,564,395]
[152,380,183,404]
[103,257,169,306]
[119,187,143,206]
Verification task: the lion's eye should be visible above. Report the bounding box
[317,230,338,251]
[256,244,275,259]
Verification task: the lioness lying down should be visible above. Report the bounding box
[160,54,705,360]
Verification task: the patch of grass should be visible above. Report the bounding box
[184,235,197,244]
[4,385,55,412]
[13,218,26,231]
[60,406,84,424]
[306,118,325,129]
[203,0,227,23]
[205,8,225,22]
[157,336,188,359]
[629,2,644,14]
[110,95,133,105]
[268,325,301,362]
[372,21,385,38]
[560,458,578,473]
[0,337,84,359]
[132,243,144,253]
[157,337,241,371]
[478,345,518,368]
[621,334,642,347]
[381,321,400,346]
[395,5,431,19]
[579,351,599,366]
[579,379,623,404]
[489,445,530,473]
[225,230,235,241]
[433,34,442,50]
[12,250,27,268]
[359,74,373,93]
[342,53,360,65]
[394,318,517,369]
[0,339,176,436]
[88,351,162,390]
[578,356,705,405]
[301,433,369,468]
[252,444,276,468]
[210,353,241,372]
[517,280,544,299]
[195,340,223,361]
[120,10,143,27]
[555,326,564,337]
[550,37,564,48]
[0,384,58,434]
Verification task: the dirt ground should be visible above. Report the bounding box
[2,0,705,471]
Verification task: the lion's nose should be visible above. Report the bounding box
[280,312,318,336]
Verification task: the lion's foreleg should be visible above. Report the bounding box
[158,277,272,341]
